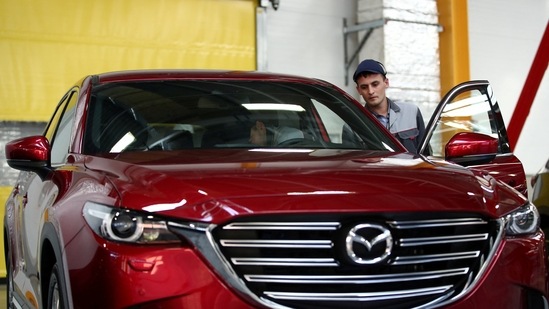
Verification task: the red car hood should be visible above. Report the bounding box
[84,149,522,224]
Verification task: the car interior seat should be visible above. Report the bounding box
[198,94,252,148]
[161,130,194,150]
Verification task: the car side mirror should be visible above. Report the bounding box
[5,135,51,179]
[445,132,498,166]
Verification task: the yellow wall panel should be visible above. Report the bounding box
[0,0,256,279]
[0,0,257,121]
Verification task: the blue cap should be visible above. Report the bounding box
[353,59,387,82]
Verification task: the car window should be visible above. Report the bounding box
[50,91,78,165]
[310,99,354,144]
[83,81,400,154]
[44,93,69,142]
[424,85,507,157]
[42,88,78,166]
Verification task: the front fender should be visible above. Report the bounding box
[40,222,72,308]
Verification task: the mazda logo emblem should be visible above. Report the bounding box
[345,223,393,265]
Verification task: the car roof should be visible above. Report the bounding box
[91,69,330,85]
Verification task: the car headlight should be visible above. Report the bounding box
[83,202,180,244]
[505,202,540,236]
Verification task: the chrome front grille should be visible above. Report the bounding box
[212,214,501,309]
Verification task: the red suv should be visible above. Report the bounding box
[4,70,547,308]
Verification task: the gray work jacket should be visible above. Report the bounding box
[377,99,426,153]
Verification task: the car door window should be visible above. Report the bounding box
[49,89,78,165]
[421,82,509,157]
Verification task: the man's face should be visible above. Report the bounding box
[249,120,267,146]
[355,73,389,109]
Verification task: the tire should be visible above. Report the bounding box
[5,241,13,309]
[47,263,64,309]
[543,227,549,249]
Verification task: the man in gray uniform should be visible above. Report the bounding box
[353,59,426,153]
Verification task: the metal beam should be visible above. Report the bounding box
[343,18,385,85]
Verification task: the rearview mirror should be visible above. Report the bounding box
[5,135,51,179]
[445,132,498,166]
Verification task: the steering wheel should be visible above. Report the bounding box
[148,130,190,150]
[276,138,306,147]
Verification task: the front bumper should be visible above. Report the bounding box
[65,225,548,309]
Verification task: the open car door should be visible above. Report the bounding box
[419,80,528,196]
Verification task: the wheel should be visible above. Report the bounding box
[539,213,549,250]
[543,227,549,250]
[5,240,13,309]
[47,264,64,309]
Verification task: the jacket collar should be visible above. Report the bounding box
[388,98,401,113]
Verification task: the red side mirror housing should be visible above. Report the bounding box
[5,135,51,179]
[445,132,498,166]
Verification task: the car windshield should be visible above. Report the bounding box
[83,80,400,154]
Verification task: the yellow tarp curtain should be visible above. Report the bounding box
[0,0,257,121]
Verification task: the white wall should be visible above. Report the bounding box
[468,0,549,175]
[265,0,358,96]
[266,0,549,176]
